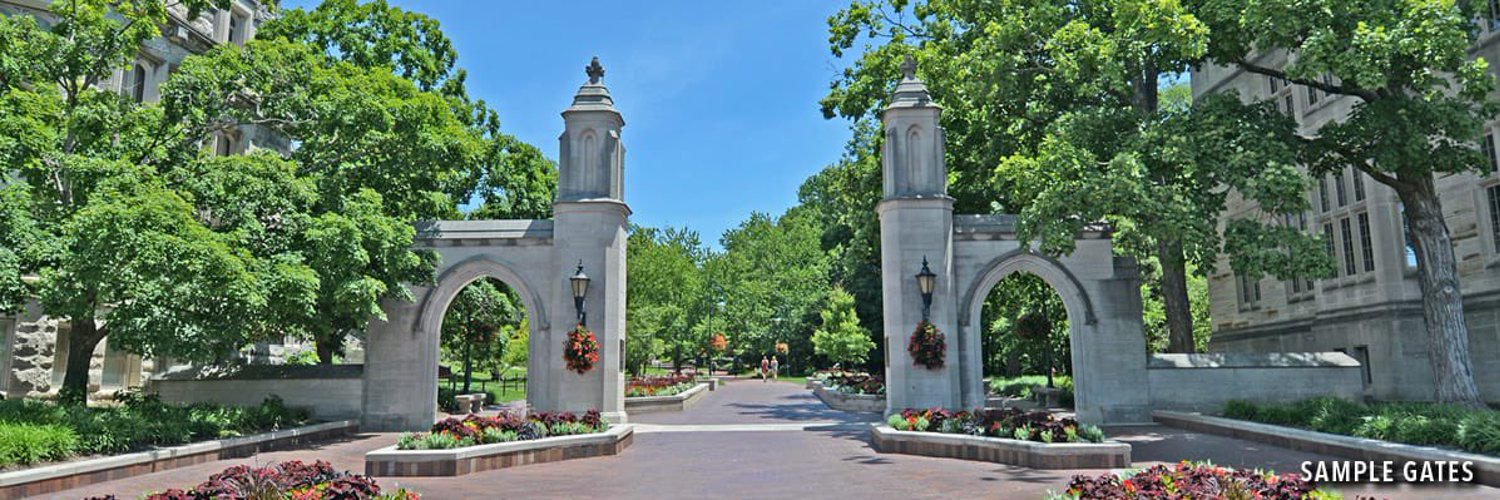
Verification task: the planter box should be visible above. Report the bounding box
[812,383,885,413]
[624,383,709,413]
[364,424,634,477]
[870,425,1130,469]
[0,420,358,498]
[1154,411,1500,488]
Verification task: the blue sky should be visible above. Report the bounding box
[284,0,856,248]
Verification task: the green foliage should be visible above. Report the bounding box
[1224,398,1500,456]
[441,278,519,390]
[626,225,707,373]
[811,287,875,366]
[0,423,78,467]
[711,210,830,366]
[887,413,910,431]
[0,395,307,465]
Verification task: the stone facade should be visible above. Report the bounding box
[1193,29,1500,403]
[0,0,276,398]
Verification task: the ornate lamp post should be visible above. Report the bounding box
[570,261,591,327]
[915,256,936,321]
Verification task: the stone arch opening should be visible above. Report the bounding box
[960,251,1096,412]
[416,256,548,411]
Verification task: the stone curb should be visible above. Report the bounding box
[0,420,358,498]
[869,424,1130,469]
[811,381,885,413]
[624,383,710,413]
[364,424,633,476]
[1153,411,1500,487]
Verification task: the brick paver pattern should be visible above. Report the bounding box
[58,380,1498,499]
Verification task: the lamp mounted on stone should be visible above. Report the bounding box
[570,260,591,326]
[916,256,936,322]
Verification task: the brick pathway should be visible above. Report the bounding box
[57,380,1499,499]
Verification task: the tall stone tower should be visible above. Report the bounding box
[878,56,961,411]
[549,57,629,422]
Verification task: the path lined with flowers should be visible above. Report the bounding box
[61,380,1499,499]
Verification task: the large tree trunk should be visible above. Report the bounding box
[315,336,338,366]
[1157,237,1197,353]
[60,319,105,405]
[1396,176,1486,408]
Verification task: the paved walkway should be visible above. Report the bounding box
[61,381,1498,499]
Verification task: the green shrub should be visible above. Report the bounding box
[887,414,910,431]
[0,423,78,467]
[1224,398,1500,456]
[1457,412,1500,455]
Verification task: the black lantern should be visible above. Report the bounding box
[570,260,591,326]
[916,256,936,321]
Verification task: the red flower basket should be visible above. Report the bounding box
[564,324,600,374]
[908,320,945,369]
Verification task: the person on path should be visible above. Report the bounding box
[770,356,780,381]
[760,356,770,382]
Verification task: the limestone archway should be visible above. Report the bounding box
[361,59,630,432]
[876,60,1150,425]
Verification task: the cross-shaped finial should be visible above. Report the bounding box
[900,54,917,80]
[586,56,605,84]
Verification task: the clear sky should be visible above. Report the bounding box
[283,0,857,248]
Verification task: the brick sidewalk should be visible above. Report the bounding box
[56,381,1500,499]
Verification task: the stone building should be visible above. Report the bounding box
[0,0,278,398]
[1194,20,1500,404]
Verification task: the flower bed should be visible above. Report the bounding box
[626,374,696,397]
[1053,461,1333,499]
[84,460,417,499]
[887,407,1105,444]
[397,411,606,450]
[871,415,1128,469]
[1224,397,1500,456]
[366,424,634,476]
[0,393,309,469]
[813,371,885,395]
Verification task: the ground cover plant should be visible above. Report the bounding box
[1052,461,1336,499]
[396,411,608,450]
[1224,397,1500,456]
[887,407,1105,444]
[82,459,418,499]
[626,374,697,397]
[989,375,1074,407]
[814,370,885,395]
[0,393,309,468]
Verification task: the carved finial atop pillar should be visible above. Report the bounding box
[900,54,917,81]
[586,56,605,85]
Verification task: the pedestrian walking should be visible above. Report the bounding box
[760,355,770,382]
[770,356,780,381]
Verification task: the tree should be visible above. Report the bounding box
[811,287,875,366]
[824,0,1327,355]
[441,278,518,393]
[1190,0,1495,406]
[627,225,707,373]
[713,210,830,366]
[0,0,315,403]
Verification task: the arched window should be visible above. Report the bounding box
[130,63,147,102]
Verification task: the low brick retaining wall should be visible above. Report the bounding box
[1147,353,1364,413]
[624,383,710,413]
[870,425,1129,469]
[0,420,358,498]
[1154,411,1500,488]
[364,424,634,477]
[811,381,885,413]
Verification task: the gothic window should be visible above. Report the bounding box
[1483,131,1498,174]
[1340,217,1356,276]
[1357,212,1374,273]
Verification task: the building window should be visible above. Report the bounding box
[228,13,246,45]
[1307,85,1319,106]
[1358,212,1375,272]
[1484,132,1498,174]
[1283,94,1295,116]
[1318,177,1331,212]
[1269,76,1281,94]
[1352,170,1365,201]
[1489,186,1500,253]
[124,63,148,102]
[1334,171,1348,207]
[216,133,234,156]
[1237,273,1262,309]
[1340,217,1356,276]
[1323,223,1336,260]
[1491,0,1500,32]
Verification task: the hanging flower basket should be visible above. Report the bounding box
[908,320,945,370]
[564,324,600,374]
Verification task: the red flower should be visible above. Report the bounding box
[564,324,600,374]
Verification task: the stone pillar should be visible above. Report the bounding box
[879,56,962,412]
[545,57,629,422]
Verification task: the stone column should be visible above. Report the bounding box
[546,57,629,423]
[879,56,963,412]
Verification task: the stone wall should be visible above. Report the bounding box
[1147,352,1366,413]
[152,365,365,421]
